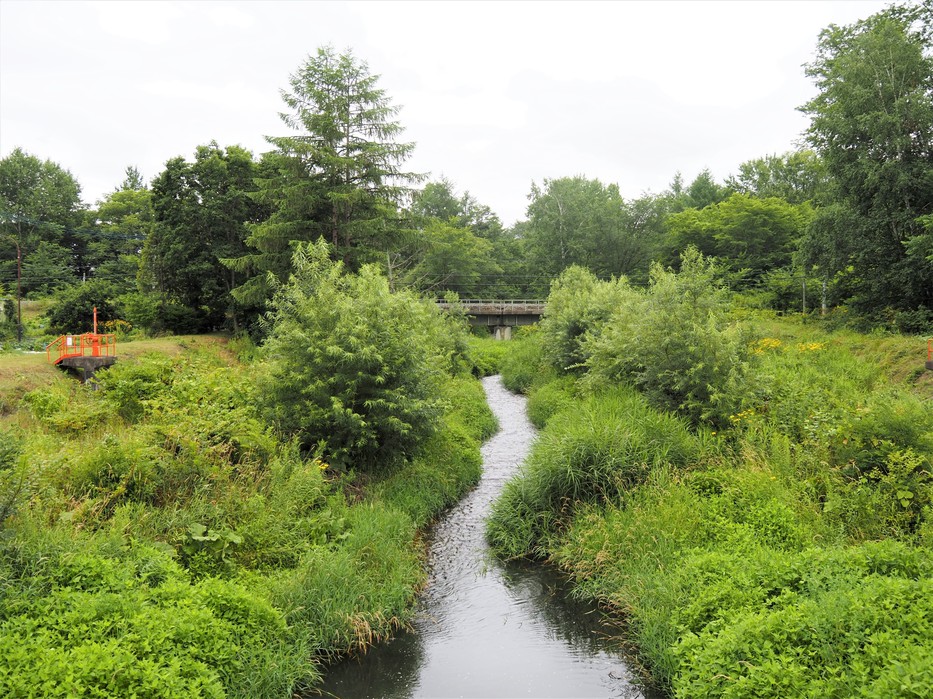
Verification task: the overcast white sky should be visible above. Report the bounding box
[1,0,890,226]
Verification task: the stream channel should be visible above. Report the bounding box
[316,376,659,699]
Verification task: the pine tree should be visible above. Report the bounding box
[227,47,421,309]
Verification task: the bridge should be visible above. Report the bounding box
[436,299,546,339]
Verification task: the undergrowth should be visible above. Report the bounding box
[491,282,933,698]
[1,329,495,697]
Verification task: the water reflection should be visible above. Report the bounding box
[315,377,657,699]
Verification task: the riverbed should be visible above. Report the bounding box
[316,376,656,698]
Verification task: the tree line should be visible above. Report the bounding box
[1,2,931,339]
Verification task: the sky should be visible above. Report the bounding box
[0,0,892,226]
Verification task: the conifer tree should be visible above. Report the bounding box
[228,47,421,309]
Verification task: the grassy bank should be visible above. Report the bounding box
[0,335,495,697]
[489,291,932,697]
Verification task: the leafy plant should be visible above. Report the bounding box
[259,240,461,471]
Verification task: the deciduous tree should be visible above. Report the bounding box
[800,2,933,317]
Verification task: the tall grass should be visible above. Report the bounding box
[487,386,698,559]
[1,338,494,697]
[490,310,933,697]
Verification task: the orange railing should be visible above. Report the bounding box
[46,333,116,365]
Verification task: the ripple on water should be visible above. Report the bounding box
[315,376,658,699]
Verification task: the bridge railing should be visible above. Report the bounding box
[435,299,546,311]
[46,333,117,365]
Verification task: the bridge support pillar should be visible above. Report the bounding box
[493,326,512,341]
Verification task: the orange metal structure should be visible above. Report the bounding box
[46,333,116,365]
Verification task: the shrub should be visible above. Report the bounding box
[45,279,120,335]
[585,248,754,428]
[259,240,461,471]
[538,265,633,374]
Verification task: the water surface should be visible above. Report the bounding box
[317,376,655,699]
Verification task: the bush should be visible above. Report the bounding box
[259,241,462,471]
[585,248,754,428]
[538,265,634,374]
[45,279,120,335]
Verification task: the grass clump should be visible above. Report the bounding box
[487,386,698,559]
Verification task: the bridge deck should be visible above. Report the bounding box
[435,299,546,329]
[435,300,546,315]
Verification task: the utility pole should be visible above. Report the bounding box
[2,231,22,343]
[15,237,21,343]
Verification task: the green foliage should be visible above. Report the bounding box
[538,265,634,373]
[0,148,83,296]
[260,240,459,471]
[800,2,933,316]
[400,218,497,297]
[585,248,754,427]
[265,502,422,660]
[487,386,698,558]
[499,327,552,394]
[672,544,933,698]
[663,194,813,284]
[465,335,510,377]
[490,311,933,697]
[0,531,312,698]
[143,143,269,333]
[725,149,831,205]
[228,46,421,311]
[525,375,577,429]
[524,176,658,283]
[45,279,120,335]
[97,352,174,422]
[5,332,495,697]
[0,428,26,524]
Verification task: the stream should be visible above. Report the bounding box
[316,375,657,699]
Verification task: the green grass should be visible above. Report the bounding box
[1,335,494,697]
[489,312,933,697]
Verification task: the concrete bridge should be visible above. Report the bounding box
[436,299,546,339]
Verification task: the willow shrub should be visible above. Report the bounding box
[584,248,753,428]
[537,265,634,374]
[486,385,698,558]
[259,240,467,471]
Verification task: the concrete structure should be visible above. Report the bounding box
[436,300,545,339]
[58,355,117,386]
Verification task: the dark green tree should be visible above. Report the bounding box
[524,176,655,284]
[143,143,268,332]
[664,194,813,284]
[85,166,154,293]
[726,150,831,205]
[229,47,421,310]
[0,148,83,298]
[799,2,933,318]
